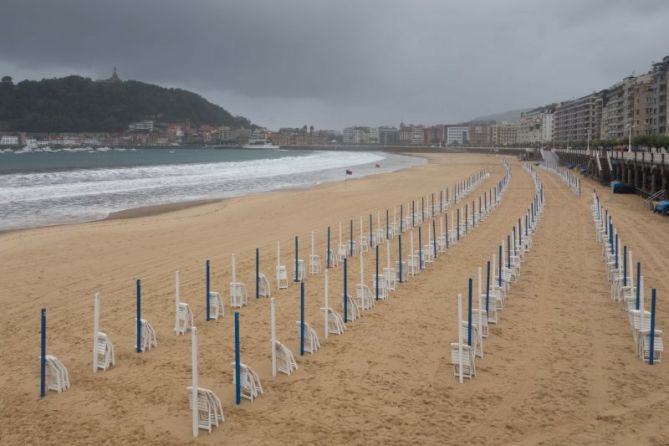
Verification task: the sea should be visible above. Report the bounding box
[0,147,424,231]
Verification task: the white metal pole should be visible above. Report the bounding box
[311,231,315,258]
[359,249,364,288]
[271,298,277,377]
[386,239,391,269]
[359,216,363,249]
[232,254,236,283]
[457,293,463,383]
[410,229,414,275]
[324,270,329,339]
[93,293,100,373]
[492,254,497,289]
[191,326,198,438]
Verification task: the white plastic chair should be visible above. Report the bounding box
[258,273,271,298]
[44,355,70,393]
[230,282,248,308]
[309,254,321,275]
[276,265,288,289]
[343,295,360,322]
[383,267,397,291]
[231,362,263,402]
[273,341,297,375]
[137,318,158,352]
[175,302,194,335]
[321,307,346,335]
[355,284,374,310]
[208,292,224,319]
[296,321,320,354]
[95,332,115,370]
[187,386,224,432]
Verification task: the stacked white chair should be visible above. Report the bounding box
[187,386,224,433]
[45,355,70,393]
[273,341,297,375]
[230,282,248,308]
[258,272,271,298]
[309,254,321,275]
[450,343,475,380]
[94,332,115,371]
[276,265,289,289]
[296,321,320,354]
[355,284,374,310]
[137,318,158,351]
[175,303,194,335]
[343,295,360,322]
[321,307,346,335]
[208,291,224,319]
[373,274,389,300]
[294,259,306,282]
[231,362,263,401]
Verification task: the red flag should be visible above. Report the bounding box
[346,169,353,175]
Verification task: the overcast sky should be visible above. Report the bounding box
[1,0,668,130]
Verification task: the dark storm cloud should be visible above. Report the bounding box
[1,0,668,128]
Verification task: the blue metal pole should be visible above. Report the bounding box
[398,235,403,283]
[343,258,348,323]
[327,226,331,269]
[375,244,379,300]
[432,220,437,258]
[40,308,46,399]
[465,204,468,233]
[300,282,305,356]
[386,209,389,240]
[650,288,657,365]
[457,208,460,240]
[623,246,627,287]
[636,262,641,310]
[136,279,142,353]
[295,236,299,282]
[507,236,511,269]
[615,234,619,270]
[234,312,241,405]
[513,226,517,256]
[206,260,211,321]
[369,214,373,247]
[472,200,476,228]
[256,248,260,299]
[418,226,423,270]
[467,278,473,346]
[349,220,353,257]
[412,200,415,227]
[400,204,403,232]
[485,260,491,314]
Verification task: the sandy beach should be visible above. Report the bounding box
[1,153,667,445]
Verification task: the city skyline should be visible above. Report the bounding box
[2,0,669,130]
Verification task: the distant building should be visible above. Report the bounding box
[518,106,555,144]
[99,67,122,84]
[649,56,669,135]
[378,126,399,145]
[468,124,491,146]
[542,113,554,143]
[492,122,519,146]
[446,126,469,145]
[0,135,19,145]
[553,92,603,144]
[128,120,155,132]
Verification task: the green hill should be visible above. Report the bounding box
[0,75,252,132]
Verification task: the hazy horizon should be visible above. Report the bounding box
[2,0,668,130]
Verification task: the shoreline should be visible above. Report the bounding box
[0,151,427,235]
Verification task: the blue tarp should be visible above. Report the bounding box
[654,201,669,215]
[610,181,634,194]
[567,163,575,169]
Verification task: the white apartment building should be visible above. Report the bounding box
[446,126,469,145]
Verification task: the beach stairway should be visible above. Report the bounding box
[296,321,320,354]
[231,362,263,402]
[187,386,224,433]
[94,332,116,371]
[273,341,297,375]
[44,355,70,393]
